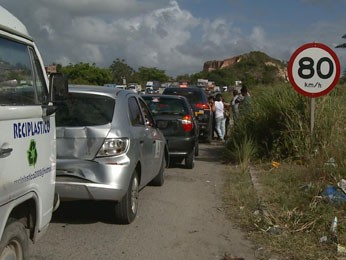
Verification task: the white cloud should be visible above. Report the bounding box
[2,0,346,76]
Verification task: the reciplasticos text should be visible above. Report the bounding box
[13,119,50,139]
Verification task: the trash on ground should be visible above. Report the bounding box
[331,216,338,233]
[266,225,282,235]
[338,244,346,255]
[319,236,328,243]
[299,183,312,191]
[324,157,337,168]
[321,185,346,204]
[271,161,280,169]
[338,179,346,194]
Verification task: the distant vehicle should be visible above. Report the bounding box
[0,6,68,259]
[142,94,199,169]
[162,86,213,142]
[115,84,126,89]
[146,80,160,94]
[145,86,155,94]
[127,83,141,93]
[55,85,169,224]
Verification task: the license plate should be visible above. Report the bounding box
[195,110,204,116]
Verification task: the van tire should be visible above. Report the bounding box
[114,171,139,224]
[0,218,28,260]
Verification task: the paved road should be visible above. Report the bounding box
[29,142,257,260]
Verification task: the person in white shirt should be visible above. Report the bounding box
[212,93,226,141]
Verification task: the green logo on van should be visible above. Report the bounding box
[27,139,37,167]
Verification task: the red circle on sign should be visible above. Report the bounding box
[288,42,340,97]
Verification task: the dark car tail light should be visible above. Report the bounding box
[195,103,210,110]
[182,115,193,132]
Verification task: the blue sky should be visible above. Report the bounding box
[1,0,346,77]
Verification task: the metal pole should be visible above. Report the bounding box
[310,98,315,135]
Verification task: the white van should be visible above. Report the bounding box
[0,6,67,259]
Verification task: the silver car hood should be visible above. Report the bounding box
[56,125,111,160]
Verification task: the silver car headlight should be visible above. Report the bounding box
[97,138,129,157]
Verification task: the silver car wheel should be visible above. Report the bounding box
[131,175,139,214]
[114,171,140,224]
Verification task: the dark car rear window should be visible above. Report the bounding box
[142,96,188,116]
[56,93,115,126]
[162,88,206,104]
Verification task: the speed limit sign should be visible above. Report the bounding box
[288,42,340,97]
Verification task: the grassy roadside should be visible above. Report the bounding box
[223,161,346,259]
[220,83,346,259]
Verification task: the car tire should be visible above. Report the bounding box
[0,218,28,260]
[194,141,199,156]
[150,155,165,186]
[185,147,195,169]
[114,171,139,224]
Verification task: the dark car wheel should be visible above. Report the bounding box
[114,171,139,224]
[0,218,28,260]
[150,155,165,186]
[194,142,199,156]
[185,147,195,169]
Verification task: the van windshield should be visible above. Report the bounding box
[0,36,48,105]
[56,93,115,126]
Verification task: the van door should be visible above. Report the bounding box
[0,36,55,227]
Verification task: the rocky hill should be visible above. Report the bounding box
[203,51,288,83]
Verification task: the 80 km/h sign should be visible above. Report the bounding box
[288,42,340,97]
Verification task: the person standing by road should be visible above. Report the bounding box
[239,85,251,116]
[231,89,241,123]
[208,95,220,139]
[213,93,226,141]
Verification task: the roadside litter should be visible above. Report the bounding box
[324,157,337,168]
[321,185,346,204]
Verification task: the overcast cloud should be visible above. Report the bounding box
[2,0,346,77]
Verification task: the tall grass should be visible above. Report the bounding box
[224,83,346,258]
[227,83,346,167]
[230,135,256,173]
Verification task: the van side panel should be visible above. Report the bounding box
[0,107,56,241]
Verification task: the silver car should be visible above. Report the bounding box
[55,85,169,224]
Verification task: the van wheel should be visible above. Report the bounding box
[185,148,195,169]
[0,218,28,260]
[114,171,139,224]
[150,156,165,186]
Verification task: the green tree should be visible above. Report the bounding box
[109,58,135,84]
[60,62,112,85]
[135,67,169,84]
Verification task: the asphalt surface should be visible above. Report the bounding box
[29,142,257,260]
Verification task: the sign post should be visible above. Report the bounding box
[288,42,341,135]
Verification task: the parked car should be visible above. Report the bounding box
[162,86,213,142]
[142,94,199,169]
[55,85,169,224]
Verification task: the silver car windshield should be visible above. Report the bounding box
[56,93,115,126]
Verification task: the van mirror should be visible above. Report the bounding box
[49,73,68,102]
